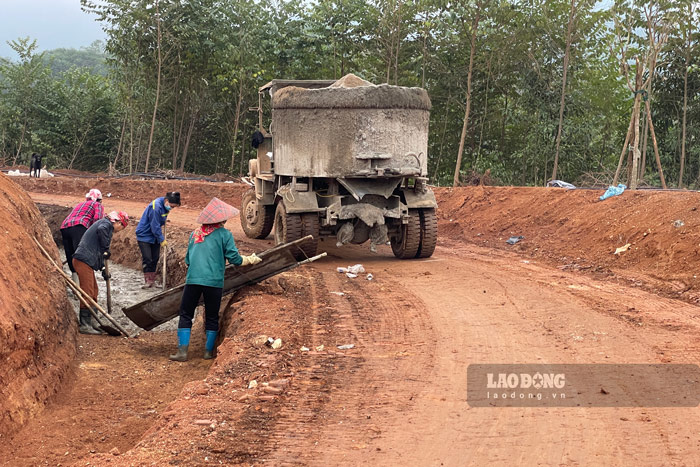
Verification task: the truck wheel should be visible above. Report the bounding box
[241,189,274,239]
[416,208,437,258]
[391,209,421,259]
[300,213,319,258]
[275,202,316,260]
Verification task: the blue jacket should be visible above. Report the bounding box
[135,197,169,244]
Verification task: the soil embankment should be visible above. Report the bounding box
[0,174,76,440]
[436,186,700,302]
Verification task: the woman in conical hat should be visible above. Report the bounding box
[169,198,262,362]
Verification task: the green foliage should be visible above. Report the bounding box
[0,0,695,186]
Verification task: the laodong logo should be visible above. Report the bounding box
[486,372,566,390]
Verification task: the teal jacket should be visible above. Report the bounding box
[185,227,243,288]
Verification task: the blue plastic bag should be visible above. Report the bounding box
[599,184,626,201]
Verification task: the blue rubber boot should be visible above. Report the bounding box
[169,328,191,362]
[203,330,218,360]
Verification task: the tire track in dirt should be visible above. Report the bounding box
[261,267,437,465]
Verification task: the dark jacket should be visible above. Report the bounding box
[73,218,114,271]
[135,197,168,244]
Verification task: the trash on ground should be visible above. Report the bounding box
[547,180,576,189]
[673,220,685,228]
[599,184,626,201]
[330,291,345,296]
[337,344,355,350]
[300,346,310,352]
[367,273,374,280]
[271,338,282,349]
[346,273,358,279]
[265,337,275,347]
[337,264,366,274]
[506,236,524,245]
[315,345,324,351]
[248,380,258,389]
[614,243,631,255]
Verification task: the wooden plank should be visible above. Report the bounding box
[123,236,324,331]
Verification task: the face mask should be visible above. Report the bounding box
[165,205,172,212]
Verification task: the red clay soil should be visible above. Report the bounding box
[7,179,700,466]
[436,186,700,302]
[12,177,249,211]
[0,174,76,441]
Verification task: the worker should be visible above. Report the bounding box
[72,211,129,334]
[169,197,262,362]
[135,192,180,288]
[60,188,104,283]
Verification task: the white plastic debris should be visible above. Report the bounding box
[613,243,631,255]
[330,291,345,296]
[248,380,258,389]
[337,264,365,274]
[315,345,324,351]
[300,346,309,352]
[271,338,282,349]
[346,273,358,279]
[366,273,374,281]
[337,344,355,350]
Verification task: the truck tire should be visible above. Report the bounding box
[241,189,274,239]
[391,209,421,259]
[416,208,437,258]
[274,202,317,260]
[300,213,319,258]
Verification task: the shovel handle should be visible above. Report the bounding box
[33,237,131,337]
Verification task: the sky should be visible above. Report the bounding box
[0,0,106,59]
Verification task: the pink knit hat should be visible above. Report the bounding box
[85,188,102,201]
[196,198,240,224]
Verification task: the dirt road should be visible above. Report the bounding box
[7,191,700,466]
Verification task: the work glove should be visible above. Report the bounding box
[103,250,111,260]
[101,268,111,281]
[160,240,168,248]
[240,253,262,266]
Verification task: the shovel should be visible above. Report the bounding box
[95,258,121,336]
[104,258,113,315]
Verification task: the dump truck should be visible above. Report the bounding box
[240,75,437,259]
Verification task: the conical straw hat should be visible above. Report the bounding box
[196,197,240,224]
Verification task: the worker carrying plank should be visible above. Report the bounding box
[169,197,262,362]
[135,191,180,288]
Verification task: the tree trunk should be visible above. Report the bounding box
[13,118,27,166]
[453,9,481,187]
[679,53,689,187]
[613,113,634,186]
[113,115,127,169]
[644,99,667,189]
[179,113,197,172]
[229,77,245,173]
[144,0,162,174]
[640,106,648,177]
[551,0,577,182]
[432,93,452,182]
[129,114,134,174]
[476,55,492,167]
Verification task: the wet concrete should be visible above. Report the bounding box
[60,249,180,334]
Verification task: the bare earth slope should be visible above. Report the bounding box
[3,180,700,466]
[0,174,76,441]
